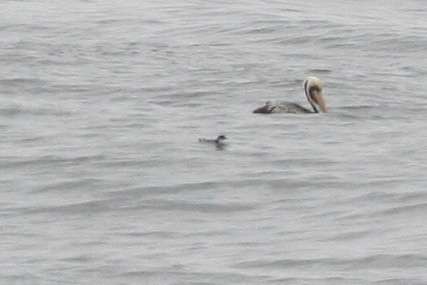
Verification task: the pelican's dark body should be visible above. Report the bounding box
[253,77,327,114]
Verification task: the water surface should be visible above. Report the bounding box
[1,0,426,284]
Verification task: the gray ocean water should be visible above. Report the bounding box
[1,0,426,284]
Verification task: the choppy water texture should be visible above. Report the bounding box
[1,0,426,284]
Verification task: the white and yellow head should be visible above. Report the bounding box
[303,76,327,113]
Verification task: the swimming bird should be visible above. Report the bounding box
[199,135,228,150]
[252,76,327,114]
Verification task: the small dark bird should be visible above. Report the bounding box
[198,135,228,150]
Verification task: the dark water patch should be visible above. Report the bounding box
[344,191,398,204]
[236,254,427,271]
[343,254,427,270]
[339,105,379,112]
[24,199,114,215]
[1,22,50,32]
[111,230,181,239]
[134,198,257,214]
[234,257,335,269]
[60,255,94,263]
[390,191,427,204]
[0,231,39,238]
[241,26,279,35]
[121,269,263,285]
[1,274,48,285]
[0,78,47,90]
[3,154,107,171]
[0,105,74,118]
[35,177,106,193]
[373,278,426,285]
[267,177,345,192]
[350,190,427,208]
[322,229,372,241]
[119,179,268,198]
[49,84,94,94]
[307,69,332,75]
[0,105,25,117]
[268,277,361,285]
[378,203,427,217]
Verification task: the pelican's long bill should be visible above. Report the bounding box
[310,89,327,113]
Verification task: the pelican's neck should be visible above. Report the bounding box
[305,87,318,113]
[309,102,319,113]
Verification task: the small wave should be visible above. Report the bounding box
[234,253,427,270]
[24,199,113,215]
[307,69,333,74]
[0,105,74,117]
[344,254,427,270]
[0,77,45,86]
[137,199,256,213]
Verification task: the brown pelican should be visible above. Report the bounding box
[253,76,327,114]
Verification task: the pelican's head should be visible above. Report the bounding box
[304,76,327,113]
